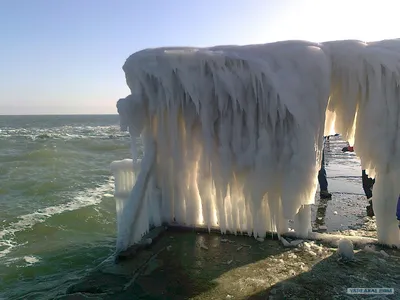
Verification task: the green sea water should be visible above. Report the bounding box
[0,115,372,299]
[0,115,132,299]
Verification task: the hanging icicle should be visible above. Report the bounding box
[112,39,400,253]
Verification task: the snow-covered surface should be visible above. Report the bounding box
[112,39,400,253]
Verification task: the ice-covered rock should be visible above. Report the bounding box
[337,238,354,261]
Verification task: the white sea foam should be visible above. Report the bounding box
[0,178,114,258]
[0,125,129,141]
[23,255,40,266]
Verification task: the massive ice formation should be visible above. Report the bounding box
[111,39,400,253]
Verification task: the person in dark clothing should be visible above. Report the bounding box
[362,169,375,199]
[319,143,332,199]
[362,169,375,217]
[318,135,335,199]
[342,145,375,217]
[397,196,400,228]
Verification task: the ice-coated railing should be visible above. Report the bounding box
[110,157,163,251]
[110,159,140,240]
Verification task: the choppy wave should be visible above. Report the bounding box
[0,178,115,258]
[21,255,41,267]
[0,115,129,298]
[0,125,130,141]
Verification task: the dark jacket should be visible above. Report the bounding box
[397,196,400,221]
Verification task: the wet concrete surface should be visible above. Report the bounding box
[311,137,375,236]
[61,231,400,300]
[60,137,400,299]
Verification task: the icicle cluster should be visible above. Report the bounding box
[112,39,400,253]
[323,39,400,246]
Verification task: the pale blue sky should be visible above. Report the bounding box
[0,0,398,115]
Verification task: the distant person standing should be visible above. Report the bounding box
[342,145,375,217]
[318,135,335,199]
[397,196,400,229]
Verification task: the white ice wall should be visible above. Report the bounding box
[111,39,400,253]
[323,39,400,246]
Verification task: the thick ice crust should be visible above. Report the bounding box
[113,39,400,252]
